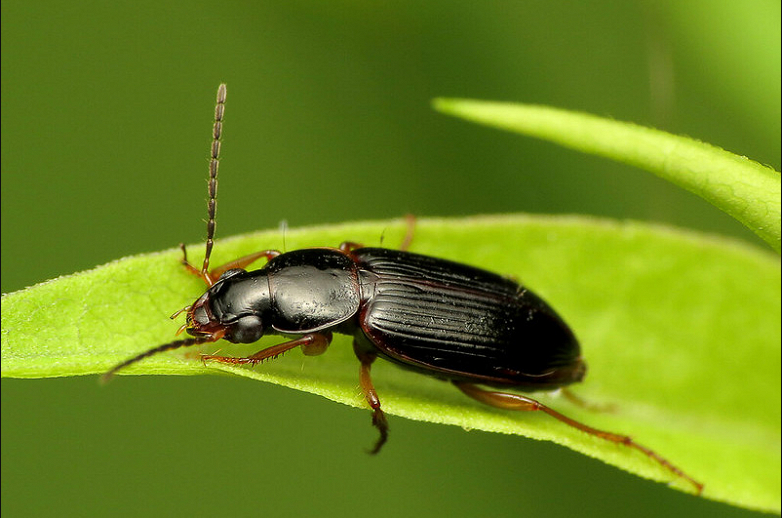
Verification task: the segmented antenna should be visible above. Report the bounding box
[201,83,227,277]
[100,335,216,384]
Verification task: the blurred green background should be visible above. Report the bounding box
[2,1,779,517]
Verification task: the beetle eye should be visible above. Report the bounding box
[227,315,264,343]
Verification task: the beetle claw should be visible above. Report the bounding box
[367,408,389,455]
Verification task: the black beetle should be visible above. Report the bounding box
[103,84,702,494]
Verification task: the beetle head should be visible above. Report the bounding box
[185,268,270,344]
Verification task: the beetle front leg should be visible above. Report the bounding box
[201,333,332,366]
[179,244,281,286]
[207,249,281,282]
[454,382,703,494]
[353,341,389,454]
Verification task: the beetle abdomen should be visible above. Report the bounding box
[354,248,584,389]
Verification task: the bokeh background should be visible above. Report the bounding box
[2,1,779,517]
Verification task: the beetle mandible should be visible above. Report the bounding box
[103,84,702,494]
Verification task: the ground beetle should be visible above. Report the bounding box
[104,84,702,494]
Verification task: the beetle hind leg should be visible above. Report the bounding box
[353,341,389,454]
[453,382,703,494]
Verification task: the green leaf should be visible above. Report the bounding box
[1,216,779,512]
[432,99,782,253]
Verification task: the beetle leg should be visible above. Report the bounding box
[353,341,389,454]
[399,214,416,251]
[178,243,205,281]
[340,215,415,255]
[454,382,703,494]
[201,333,331,366]
[208,250,281,280]
[300,331,332,356]
[339,241,364,253]
[178,245,280,286]
[559,387,617,413]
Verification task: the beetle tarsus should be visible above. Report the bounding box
[454,381,703,495]
[354,341,390,454]
[368,408,389,455]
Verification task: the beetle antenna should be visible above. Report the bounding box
[201,83,227,277]
[101,336,216,384]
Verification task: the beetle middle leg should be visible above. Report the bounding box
[454,382,703,494]
[340,214,417,256]
[353,340,389,454]
[201,332,332,366]
[559,387,617,413]
[399,214,416,251]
